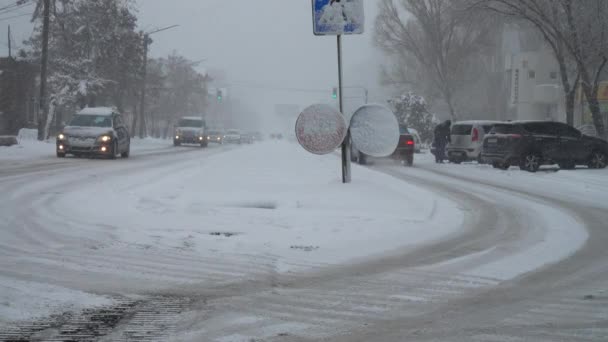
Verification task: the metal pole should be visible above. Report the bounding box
[139,34,149,138]
[7,25,11,59]
[338,35,351,183]
[37,0,50,141]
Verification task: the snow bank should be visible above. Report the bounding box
[0,276,112,327]
[47,142,464,274]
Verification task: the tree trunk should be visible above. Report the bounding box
[580,79,606,138]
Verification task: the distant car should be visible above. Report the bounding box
[407,128,423,153]
[174,117,207,147]
[207,130,224,144]
[56,107,130,159]
[482,121,608,172]
[253,132,264,141]
[240,132,254,144]
[352,126,416,166]
[448,120,501,164]
[223,129,242,144]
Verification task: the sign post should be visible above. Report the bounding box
[312,0,364,183]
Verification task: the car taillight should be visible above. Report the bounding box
[509,134,522,139]
[472,128,479,142]
[406,140,414,145]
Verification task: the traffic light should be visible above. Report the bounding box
[332,87,338,99]
[216,89,223,103]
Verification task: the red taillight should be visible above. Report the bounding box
[406,140,414,145]
[509,134,522,138]
[472,128,479,142]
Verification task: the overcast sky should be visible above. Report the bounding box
[1,1,385,117]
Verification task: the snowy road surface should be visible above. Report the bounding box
[0,141,606,341]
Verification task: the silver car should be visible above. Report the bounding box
[56,107,130,159]
[447,120,501,163]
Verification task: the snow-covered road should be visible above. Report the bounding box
[0,141,606,341]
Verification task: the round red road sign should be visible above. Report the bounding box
[295,104,347,155]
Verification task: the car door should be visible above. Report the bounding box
[557,123,587,161]
[524,122,560,161]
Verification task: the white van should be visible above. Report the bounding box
[447,120,501,163]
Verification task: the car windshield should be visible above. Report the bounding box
[178,119,203,128]
[68,115,112,128]
[3,1,608,340]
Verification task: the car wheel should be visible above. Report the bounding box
[558,160,575,170]
[57,151,66,158]
[121,142,130,158]
[520,152,541,172]
[588,150,607,169]
[201,142,208,148]
[173,140,181,147]
[405,154,414,167]
[358,152,367,165]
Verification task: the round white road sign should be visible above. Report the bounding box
[350,104,400,157]
[296,104,347,155]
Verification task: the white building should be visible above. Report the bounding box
[505,49,565,122]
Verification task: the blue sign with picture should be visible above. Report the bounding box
[312,0,365,35]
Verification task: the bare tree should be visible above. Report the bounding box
[477,0,607,137]
[375,0,494,120]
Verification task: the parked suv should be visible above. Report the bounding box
[174,117,207,147]
[448,120,501,163]
[56,107,130,159]
[481,121,608,172]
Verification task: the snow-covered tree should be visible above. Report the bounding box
[28,0,143,138]
[389,92,437,143]
[375,0,497,120]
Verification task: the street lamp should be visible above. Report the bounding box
[138,25,179,138]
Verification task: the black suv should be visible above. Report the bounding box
[481,121,608,172]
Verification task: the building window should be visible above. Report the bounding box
[528,70,536,79]
[550,71,558,79]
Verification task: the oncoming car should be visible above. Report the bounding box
[206,130,224,144]
[56,107,130,159]
[174,117,207,147]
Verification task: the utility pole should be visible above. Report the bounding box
[138,25,178,138]
[7,25,11,59]
[37,0,51,141]
[139,33,150,139]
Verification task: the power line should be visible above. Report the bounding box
[0,11,32,21]
[0,0,33,15]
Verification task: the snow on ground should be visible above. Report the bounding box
[388,152,595,280]
[0,141,464,328]
[48,141,463,273]
[416,152,608,209]
[0,276,112,327]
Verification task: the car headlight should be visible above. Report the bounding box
[58,133,65,140]
[99,135,112,142]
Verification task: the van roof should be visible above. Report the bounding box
[180,116,204,121]
[78,107,116,116]
[452,120,502,125]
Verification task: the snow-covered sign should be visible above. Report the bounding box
[350,104,400,157]
[313,0,365,35]
[296,104,347,155]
